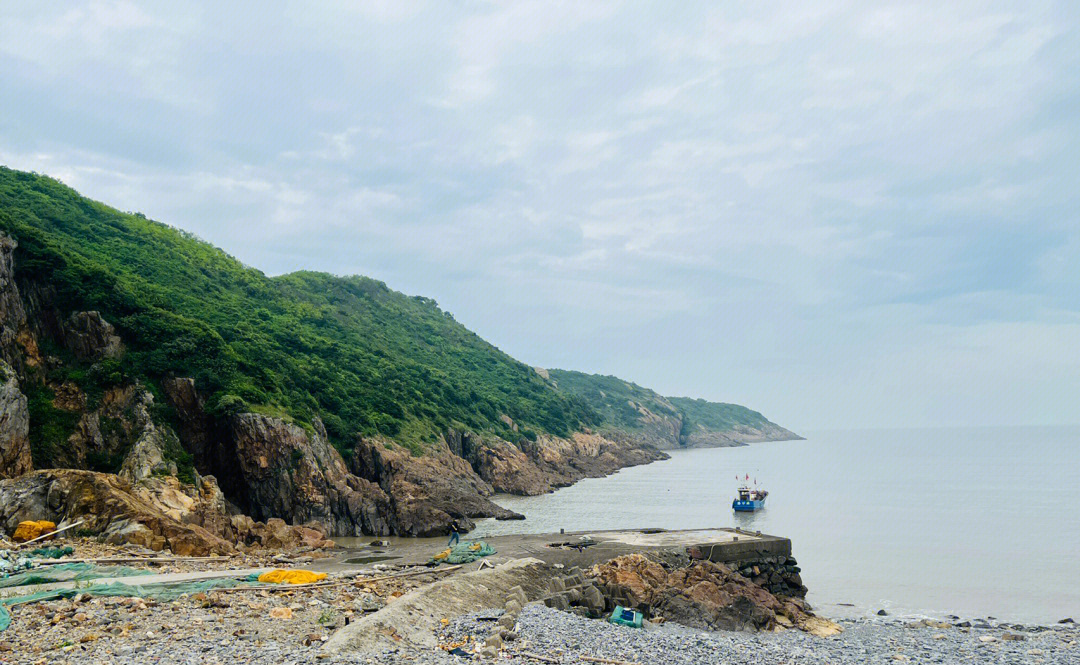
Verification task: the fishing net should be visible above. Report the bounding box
[27,547,75,559]
[0,563,154,589]
[0,576,267,632]
[429,541,496,565]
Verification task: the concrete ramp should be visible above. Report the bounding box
[323,558,551,654]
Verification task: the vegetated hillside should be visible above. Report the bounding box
[548,369,800,448]
[546,370,683,447]
[0,167,596,456]
[666,396,802,444]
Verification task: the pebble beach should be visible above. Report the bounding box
[2,595,1075,664]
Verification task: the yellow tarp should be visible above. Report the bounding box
[256,569,328,585]
[12,521,56,543]
[433,549,451,561]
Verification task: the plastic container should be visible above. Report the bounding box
[607,604,643,628]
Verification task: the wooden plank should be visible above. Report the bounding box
[518,652,560,663]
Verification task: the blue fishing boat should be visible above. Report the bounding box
[732,476,767,511]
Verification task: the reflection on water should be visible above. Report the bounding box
[472,427,1080,624]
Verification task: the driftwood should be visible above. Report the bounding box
[518,652,560,663]
[517,653,640,665]
[37,556,220,566]
[581,657,641,665]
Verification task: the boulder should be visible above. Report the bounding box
[12,520,55,543]
[103,519,157,549]
[255,517,301,549]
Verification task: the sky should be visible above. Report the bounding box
[1,1,1078,431]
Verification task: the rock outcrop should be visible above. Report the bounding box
[0,236,28,370]
[0,469,233,555]
[350,437,522,536]
[589,554,841,636]
[60,311,122,361]
[223,413,391,536]
[0,359,30,478]
[118,389,178,482]
[0,469,336,554]
[159,377,219,471]
[459,430,667,496]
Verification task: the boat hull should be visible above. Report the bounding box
[732,499,766,511]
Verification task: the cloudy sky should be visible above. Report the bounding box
[2,1,1077,430]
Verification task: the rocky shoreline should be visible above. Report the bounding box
[3,580,1074,664]
[0,533,1074,664]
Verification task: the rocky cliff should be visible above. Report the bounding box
[0,233,666,541]
[0,359,30,478]
[0,167,798,545]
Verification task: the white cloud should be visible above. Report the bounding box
[1,0,1077,428]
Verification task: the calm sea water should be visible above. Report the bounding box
[472,427,1080,624]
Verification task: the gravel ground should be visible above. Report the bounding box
[0,566,426,664]
[504,606,1078,665]
[1,585,1076,664]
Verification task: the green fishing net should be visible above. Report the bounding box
[428,541,496,565]
[0,563,154,589]
[0,575,267,631]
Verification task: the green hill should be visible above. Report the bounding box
[546,369,680,431]
[548,369,799,447]
[0,167,596,454]
[666,396,779,432]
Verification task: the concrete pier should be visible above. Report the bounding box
[333,527,792,571]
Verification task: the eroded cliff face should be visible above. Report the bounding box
[221,412,392,537]
[0,237,28,372]
[0,359,30,478]
[451,430,667,495]
[0,469,336,555]
[350,436,521,536]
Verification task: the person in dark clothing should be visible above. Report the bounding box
[448,520,460,547]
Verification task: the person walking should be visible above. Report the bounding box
[447,519,460,547]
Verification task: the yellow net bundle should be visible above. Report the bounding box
[256,569,327,585]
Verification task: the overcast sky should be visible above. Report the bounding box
[2,1,1078,430]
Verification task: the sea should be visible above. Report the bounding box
[472,426,1080,625]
